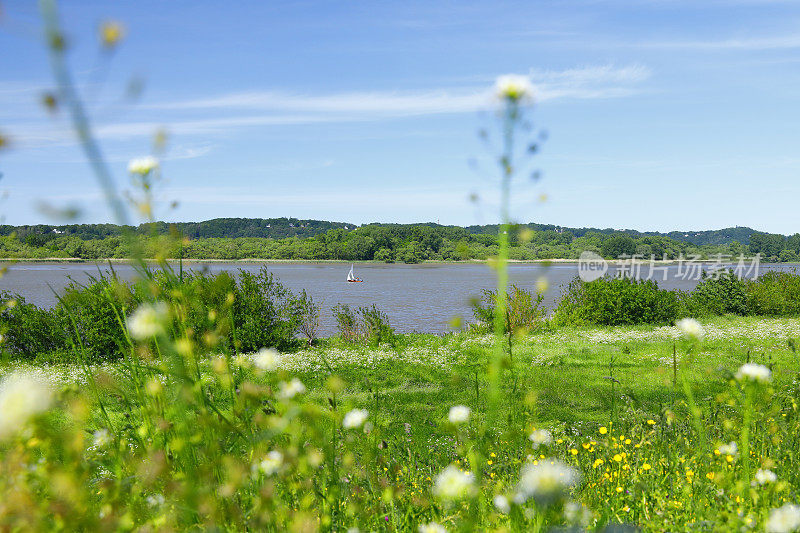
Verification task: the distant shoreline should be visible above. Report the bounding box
[0,257,769,265]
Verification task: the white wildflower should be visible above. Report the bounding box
[256,450,283,476]
[0,371,54,440]
[516,458,580,505]
[766,503,800,533]
[565,501,593,525]
[343,408,369,429]
[126,302,169,340]
[278,378,306,399]
[494,74,533,102]
[253,347,281,371]
[529,428,553,449]
[493,494,510,514]
[717,442,739,458]
[92,428,112,448]
[418,523,447,533]
[433,465,476,500]
[755,469,778,485]
[676,318,704,340]
[146,494,165,507]
[448,405,470,424]
[736,363,772,384]
[127,156,159,175]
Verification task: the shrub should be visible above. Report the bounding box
[358,304,396,346]
[0,293,68,356]
[681,270,750,317]
[472,284,546,334]
[746,270,800,316]
[56,273,135,361]
[333,303,396,345]
[295,289,320,345]
[552,276,679,326]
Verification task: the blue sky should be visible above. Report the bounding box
[2,0,800,233]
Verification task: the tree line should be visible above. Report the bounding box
[0,221,783,262]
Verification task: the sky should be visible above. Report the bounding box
[1,0,800,234]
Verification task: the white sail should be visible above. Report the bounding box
[347,264,355,281]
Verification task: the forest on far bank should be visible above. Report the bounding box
[0,218,796,263]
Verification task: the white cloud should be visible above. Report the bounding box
[640,35,800,51]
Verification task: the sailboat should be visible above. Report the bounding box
[347,264,363,283]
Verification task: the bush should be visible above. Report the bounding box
[333,303,395,345]
[232,268,301,352]
[295,289,320,345]
[56,273,135,361]
[0,293,68,356]
[745,270,800,316]
[472,284,546,334]
[553,276,679,326]
[680,270,750,317]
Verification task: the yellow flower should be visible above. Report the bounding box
[616,486,624,493]
[642,463,651,471]
[599,427,608,435]
[613,454,623,462]
[570,449,578,456]
[706,472,715,480]
[647,419,656,425]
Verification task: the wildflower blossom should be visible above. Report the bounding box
[448,405,470,424]
[253,347,281,371]
[516,458,580,505]
[126,302,169,340]
[418,523,447,533]
[279,378,306,399]
[676,318,704,340]
[494,74,533,102]
[755,469,778,485]
[256,450,283,476]
[92,428,112,448]
[127,156,159,175]
[529,428,553,448]
[343,408,369,429]
[0,371,54,439]
[736,363,772,384]
[146,494,165,507]
[493,494,510,514]
[766,503,800,533]
[717,442,739,458]
[433,465,476,500]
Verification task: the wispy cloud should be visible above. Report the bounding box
[641,35,800,50]
[145,64,651,115]
[3,64,650,147]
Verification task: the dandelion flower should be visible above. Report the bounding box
[0,372,54,440]
[278,378,306,399]
[736,363,772,384]
[253,347,281,371]
[755,469,778,485]
[418,523,447,533]
[448,405,471,424]
[493,494,510,514]
[127,156,159,175]
[676,318,704,340]
[516,458,580,505]
[529,428,553,448]
[126,302,169,340]
[256,450,283,476]
[494,74,533,102]
[766,503,800,533]
[343,408,369,429]
[433,465,476,500]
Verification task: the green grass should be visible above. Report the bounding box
[3,315,800,531]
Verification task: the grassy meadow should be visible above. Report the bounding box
[3,313,800,531]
